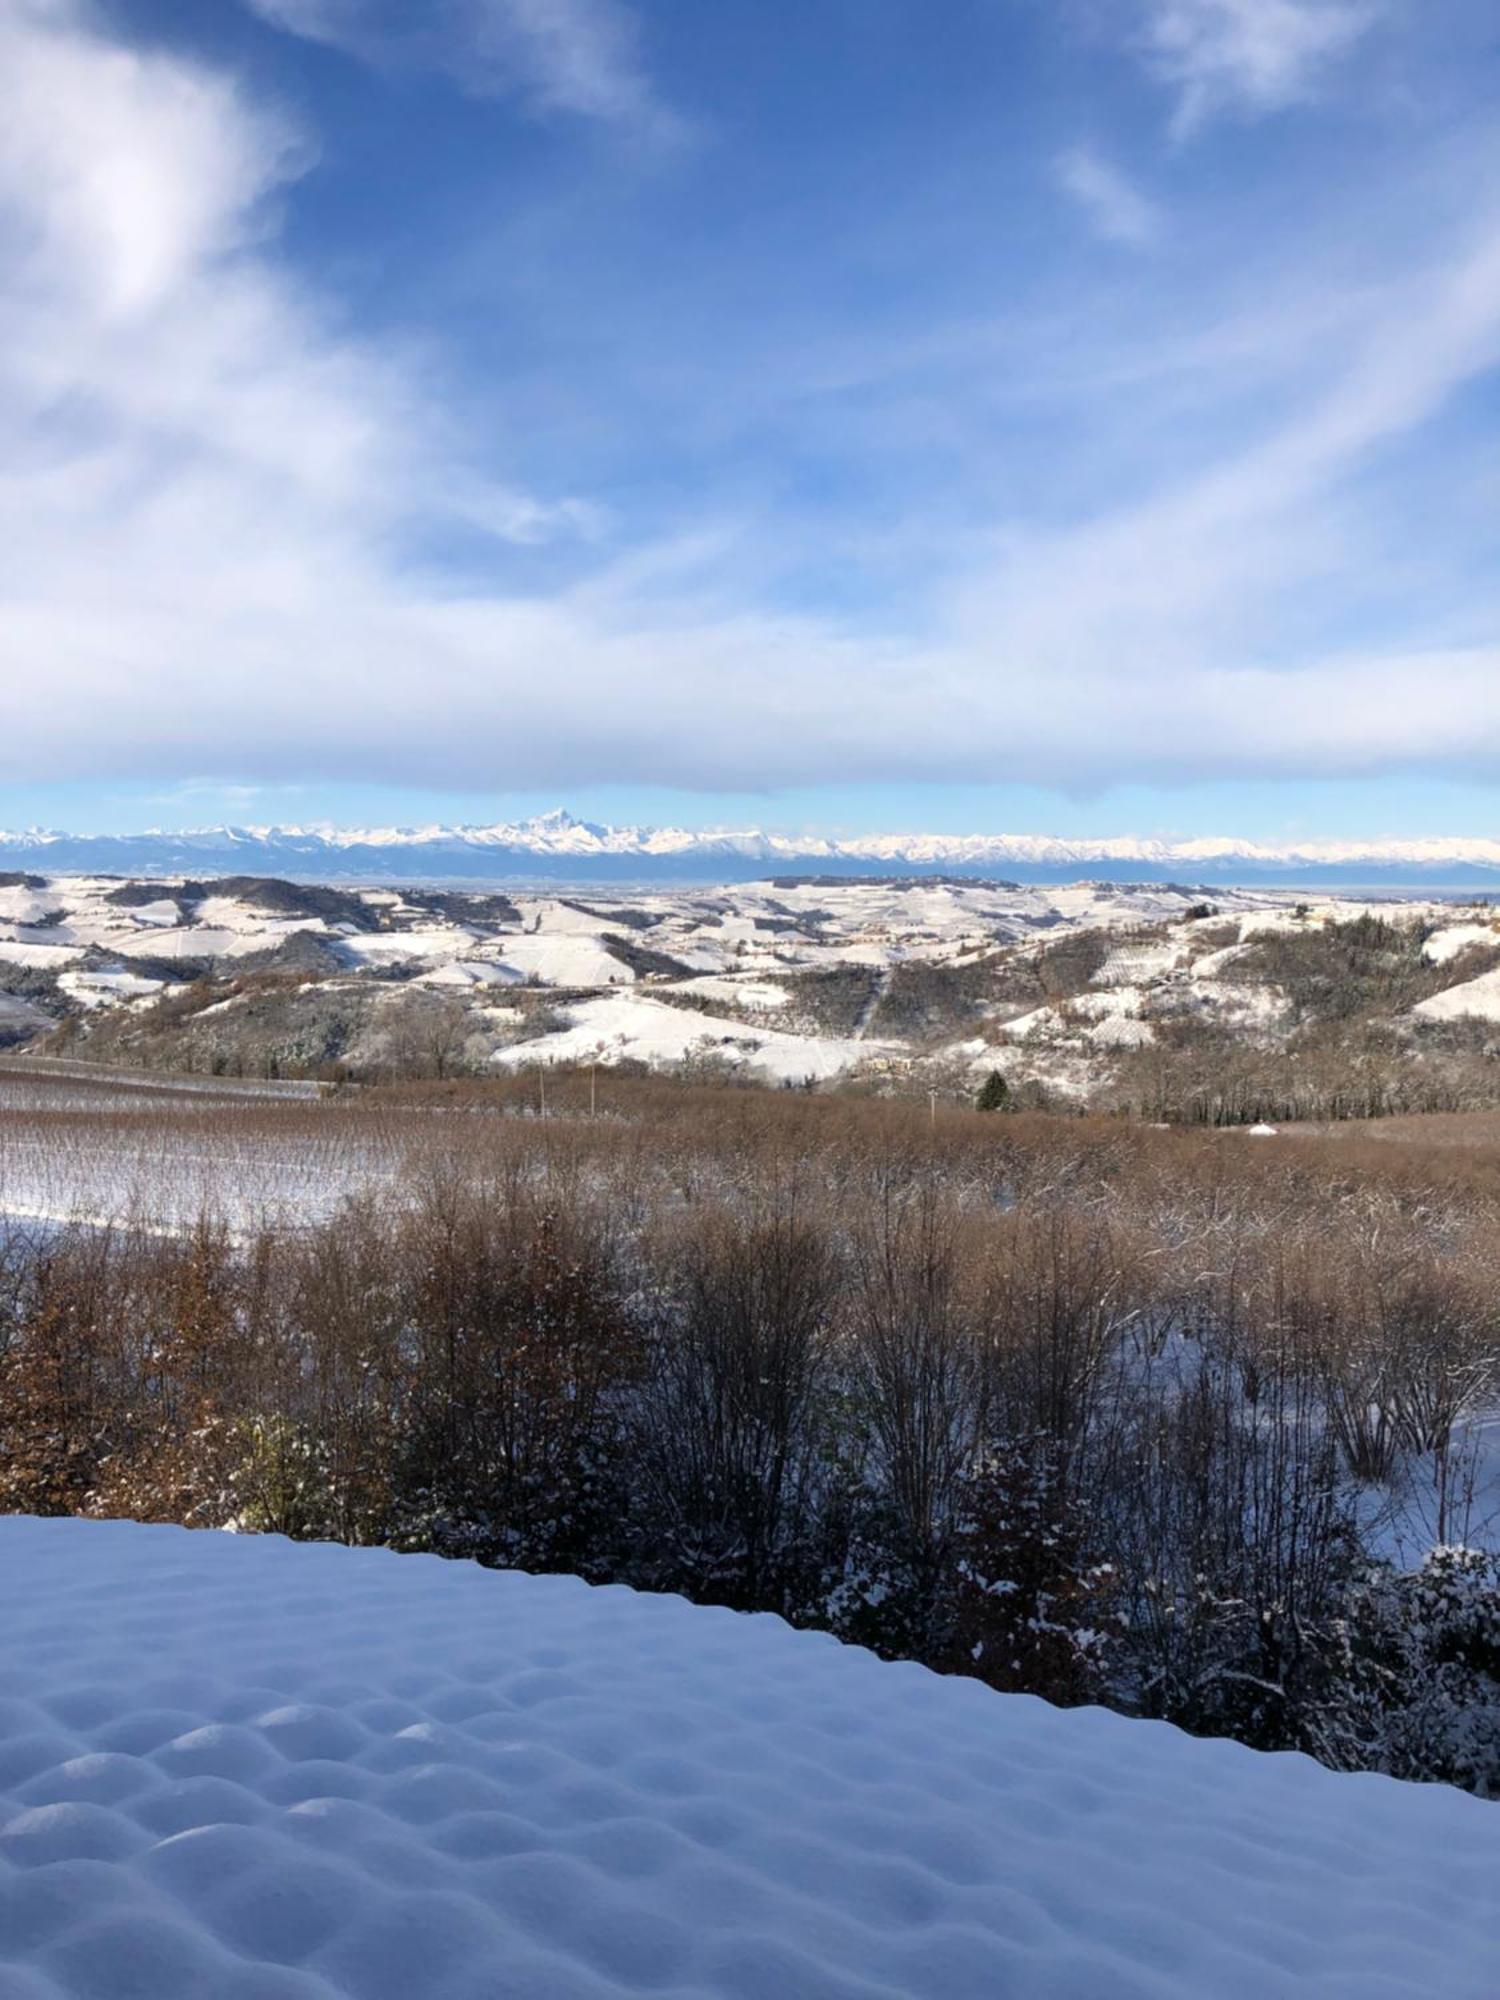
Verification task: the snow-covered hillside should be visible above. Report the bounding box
[0,870,1242,980]
[1,1519,1495,2000]
[8,872,1500,1094]
[988,906,1499,1085]
[9,808,1500,885]
[0,871,1293,1084]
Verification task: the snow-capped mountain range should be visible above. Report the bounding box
[4,808,1500,887]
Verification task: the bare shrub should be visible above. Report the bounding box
[390,1178,639,1571]
[629,1188,840,1610]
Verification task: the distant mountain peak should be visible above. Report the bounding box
[2,813,1499,887]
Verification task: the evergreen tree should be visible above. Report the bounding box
[976,1070,1009,1113]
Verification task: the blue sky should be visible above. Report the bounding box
[2,0,1499,839]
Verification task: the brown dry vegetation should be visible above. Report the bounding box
[3,1064,1500,1790]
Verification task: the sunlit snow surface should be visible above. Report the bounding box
[2,1522,1498,2000]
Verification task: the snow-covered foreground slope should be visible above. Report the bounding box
[2,1522,1496,2000]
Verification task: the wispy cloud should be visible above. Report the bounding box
[940,206,1500,779]
[243,0,681,137]
[1,0,1498,805]
[0,0,601,778]
[136,780,276,812]
[1054,145,1164,247]
[1137,0,1378,129]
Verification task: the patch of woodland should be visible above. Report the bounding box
[599,934,695,979]
[1238,914,1500,1022]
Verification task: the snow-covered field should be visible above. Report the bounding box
[0,1066,403,1238]
[491,992,891,1084]
[1415,965,1500,1023]
[2,1518,1496,2000]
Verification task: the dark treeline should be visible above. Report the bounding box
[1103,1015,1500,1129]
[2,1087,1499,1794]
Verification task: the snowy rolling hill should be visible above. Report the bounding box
[1,1517,1496,2000]
[8,809,1500,886]
[6,870,1500,1098]
[0,870,1285,1083]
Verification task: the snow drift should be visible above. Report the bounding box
[1,1519,1496,1998]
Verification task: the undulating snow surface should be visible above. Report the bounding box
[2,1520,1497,2000]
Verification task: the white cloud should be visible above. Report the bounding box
[0,13,303,319]
[1054,145,1164,247]
[0,0,1498,805]
[1139,0,1377,128]
[243,0,678,136]
[138,780,275,811]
